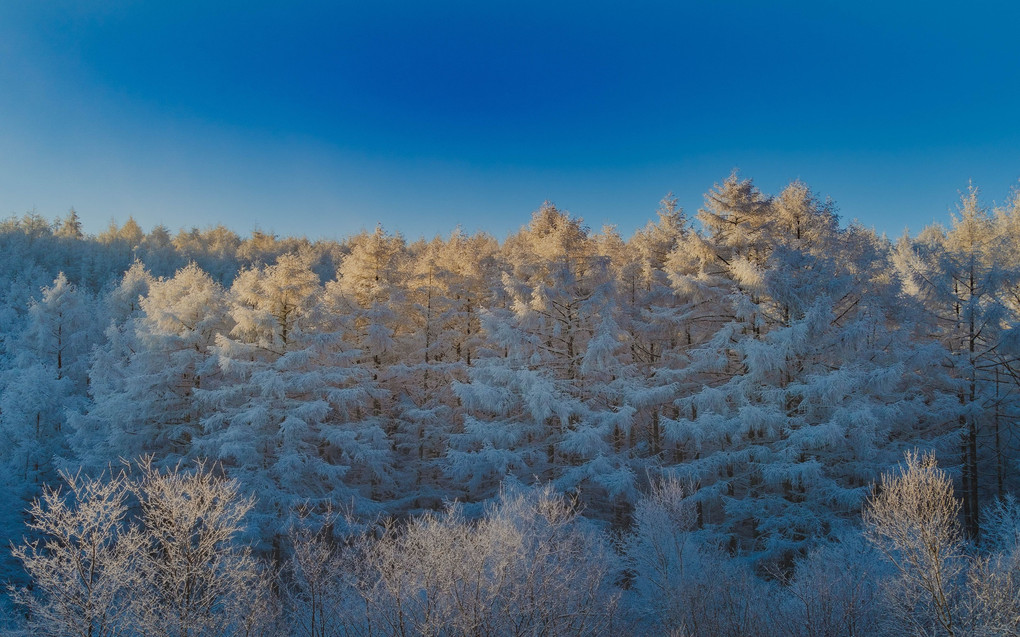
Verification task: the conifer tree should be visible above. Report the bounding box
[894,186,1020,539]
[665,178,945,558]
[200,254,387,539]
[73,263,230,467]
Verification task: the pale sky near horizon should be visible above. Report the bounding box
[1,1,1018,241]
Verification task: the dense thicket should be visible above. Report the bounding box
[3,176,1020,635]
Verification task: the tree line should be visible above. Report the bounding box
[2,174,1020,634]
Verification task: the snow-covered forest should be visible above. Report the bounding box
[3,174,1020,636]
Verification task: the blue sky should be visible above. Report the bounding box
[1,1,1018,241]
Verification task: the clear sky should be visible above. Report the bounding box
[1,1,1018,241]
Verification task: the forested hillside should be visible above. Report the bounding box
[3,175,1020,636]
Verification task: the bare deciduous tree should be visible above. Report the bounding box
[129,457,277,637]
[339,484,619,636]
[10,459,278,637]
[282,508,355,637]
[8,468,142,637]
[863,451,966,636]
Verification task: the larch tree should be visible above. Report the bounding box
[104,260,154,326]
[324,227,409,494]
[22,272,99,390]
[72,263,231,468]
[893,185,1020,540]
[388,234,476,496]
[328,226,407,396]
[663,179,946,559]
[448,204,629,507]
[171,225,242,283]
[54,208,84,240]
[200,253,386,540]
[618,195,690,461]
[2,273,101,487]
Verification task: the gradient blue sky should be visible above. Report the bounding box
[1,1,1018,241]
